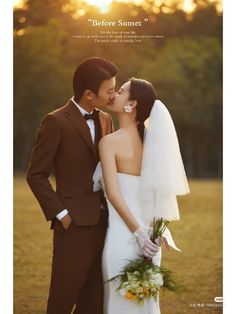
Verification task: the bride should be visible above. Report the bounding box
[93,78,190,314]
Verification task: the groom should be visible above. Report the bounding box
[27,57,118,314]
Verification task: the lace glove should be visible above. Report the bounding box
[148,226,166,248]
[132,227,160,259]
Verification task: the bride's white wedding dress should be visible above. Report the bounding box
[92,101,190,314]
[93,162,162,314]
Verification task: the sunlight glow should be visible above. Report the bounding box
[85,0,195,14]
[13,0,24,8]
[13,0,222,14]
[183,0,195,13]
[86,0,113,13]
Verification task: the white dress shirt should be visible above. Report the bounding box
[56,97,96,221]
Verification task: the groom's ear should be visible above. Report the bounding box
[84,89,94,100]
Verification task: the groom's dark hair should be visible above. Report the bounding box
[73,57,118,102]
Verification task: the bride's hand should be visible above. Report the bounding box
[133,227,160,259]
[148,227,171,251]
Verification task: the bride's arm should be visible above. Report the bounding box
[99,136,139,233]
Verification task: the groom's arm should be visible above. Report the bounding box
[26,114,65,221]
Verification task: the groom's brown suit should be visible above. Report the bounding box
[27,100,114,314]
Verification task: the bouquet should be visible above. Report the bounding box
[107,218,185,304]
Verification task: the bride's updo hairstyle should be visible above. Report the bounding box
[129,78,157,142]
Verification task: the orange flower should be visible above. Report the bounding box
[131,294,137,301]
[125,291,134,299]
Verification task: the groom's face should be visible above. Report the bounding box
[92,77,116,109]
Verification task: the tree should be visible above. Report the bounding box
[14,0,70,29]
[140,36,222,176]
[14,20,73,169]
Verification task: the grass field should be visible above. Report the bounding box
[14,176,222,314]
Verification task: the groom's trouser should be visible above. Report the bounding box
[46,209,108,314]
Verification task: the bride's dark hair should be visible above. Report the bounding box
[129,78,157,142]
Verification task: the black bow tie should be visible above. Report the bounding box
[84,110,99,121]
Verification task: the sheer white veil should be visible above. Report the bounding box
[140,100,190,225]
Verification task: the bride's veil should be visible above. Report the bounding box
[140,100,190,225]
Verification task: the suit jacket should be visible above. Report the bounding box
[26,100,114,226]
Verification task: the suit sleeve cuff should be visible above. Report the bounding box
[56,209,69,220]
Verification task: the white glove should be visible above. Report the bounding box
[133,227,160,259]
[148,226,164,247]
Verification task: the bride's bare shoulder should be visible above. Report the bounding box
[99,129,128,150]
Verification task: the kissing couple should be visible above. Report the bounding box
[27,57,189,314]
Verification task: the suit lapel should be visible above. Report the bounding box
[64,100,97,157]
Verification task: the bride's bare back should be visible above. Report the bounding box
[114,127,143,176]
[98,126,143,232]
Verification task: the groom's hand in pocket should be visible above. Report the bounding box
[61,213,72,230]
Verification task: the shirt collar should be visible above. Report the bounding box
[71,96,93,116]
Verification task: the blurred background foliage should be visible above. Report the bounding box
[14,0,222,177]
